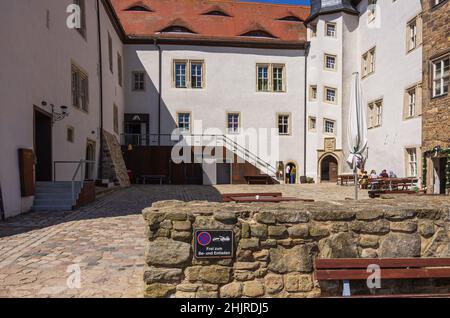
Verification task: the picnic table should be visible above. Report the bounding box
[222,192,314,203]
[138,175,167,185]
[244,175,273,185]
[368,177,419,198]
[337,175,356,186]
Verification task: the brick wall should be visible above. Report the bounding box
[422,0,450,150]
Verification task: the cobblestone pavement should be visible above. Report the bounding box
[0,183,365,298]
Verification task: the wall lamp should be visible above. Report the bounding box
[41,101,70,124]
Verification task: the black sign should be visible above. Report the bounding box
[194,230,234,259]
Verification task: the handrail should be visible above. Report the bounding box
[53,160,96,205]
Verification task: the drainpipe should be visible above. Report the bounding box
[96,0,104,180]
[154,37,162,146]
[303,42,311,182]
[0,183,4,221]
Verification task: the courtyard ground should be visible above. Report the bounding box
[0,184,367,298]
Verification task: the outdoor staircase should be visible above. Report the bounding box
[33,181,82,211]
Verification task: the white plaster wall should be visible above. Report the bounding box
[0,0,123,218]
[124,45,306,179]
[354,0,422,177]
[306,14,345,181]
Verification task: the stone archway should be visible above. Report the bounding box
[319,154,339,183]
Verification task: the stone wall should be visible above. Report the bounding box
[142,197,450,298]
[422,0,450,150]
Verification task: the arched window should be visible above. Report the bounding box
[240,30,277,39]
[278,16,303,22]
[203,10,231,17]
[160,25,196,34]
[124,5,152,12]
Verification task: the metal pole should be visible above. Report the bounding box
[354,165,359,200]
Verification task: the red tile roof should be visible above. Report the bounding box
[110,0,310,46]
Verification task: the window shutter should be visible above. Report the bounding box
[403,90,409,119]
[417,15,423,46]
[416,84,423,116]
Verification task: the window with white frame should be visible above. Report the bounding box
[368,99,383,128]
[71,63,89,112]
[433,0,446,6]
[132,71,145,91]
[362,48,376,77]
[227,113,240,133]
[406,148,418,177]
[325,22,336,37]
[278,114,290,135]
[117,53,123,87]
[173,60,204,89]
[177,112,191,133]
[407,88,416,118]
[368,0,377,22]
[324,54,337,71]
[308,116,316,131]
[407,15,422,52]
[113,104,119,134]
[432,55,449,97]
[324,119,335,134]
[257,64,285,92]
[324,87,337,104]
[310,24,317,37]
[310,85,317,101]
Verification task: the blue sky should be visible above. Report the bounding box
[241,0,310,5]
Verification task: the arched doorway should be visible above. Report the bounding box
[320,155,338,182]
[85,141,96,180]
[285,162,297,184]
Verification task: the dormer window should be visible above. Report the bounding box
[160,25,196,34]
[278,16,303,22]
[124,5,152,12]
[240,30,277,39]
[203,10,231,17]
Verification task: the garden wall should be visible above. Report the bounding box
[142,196,450,298]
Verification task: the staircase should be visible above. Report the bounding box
[33,181,82,211]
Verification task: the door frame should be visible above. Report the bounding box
[318,152,340,183]
[85,139,96,180]
[285,160,298,184]
[33,106,53,181]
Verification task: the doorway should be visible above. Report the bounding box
[321,155,338,182]
[217,163,231,184]
[85,141,96,181]
[34,109,52,181]
[433,157,447,194]
[286,162,297,184]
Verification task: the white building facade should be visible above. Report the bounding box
[306,0,423,182]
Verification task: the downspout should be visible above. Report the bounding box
[96,0,104,180]
[154,38,162,146]
[303,41,311,182]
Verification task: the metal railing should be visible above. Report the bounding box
[121,133,278,178]
[53,160,96,204]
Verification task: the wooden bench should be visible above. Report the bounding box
[244,175,273,185]
[139,175,167,185]
[337,175,356,186]
[222,192,282,202]
[222,192,314,203]
[315,258,450,297]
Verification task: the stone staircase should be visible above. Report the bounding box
[33,181,82,211]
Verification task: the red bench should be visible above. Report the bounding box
[315,258,450,297]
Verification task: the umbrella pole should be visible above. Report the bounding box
[354,165,359,200]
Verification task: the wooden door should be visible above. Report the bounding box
[34,110,52,181]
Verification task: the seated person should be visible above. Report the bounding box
[379,170,389,178]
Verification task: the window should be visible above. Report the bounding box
[71,63,89,112]
[191,62,203,88]
[406,148,418,177]
[362,47,376,77]
[308,117,317,131]
[161,25,196,34]
[325,22,336,37]
[324,119,335,134]
[309,85,317,101]
[132,71,145,91]
[67,126,74,143]
[368,99,383,128]
[432,56,449,97]
[227,113,240,134]
[73,0,86,37]
[324,54,337,71]
[108,33,113,73]
[257,64,285,92]
[324,87,337,104]
[404,84,422,119]
[117,53,123,86]
[177,112,191,133]
[433,0,446,7]
[113,104,119,134]
[278,114,290,135]
[203,10,231,17]
[173,60,204,89]
[124,5,152,12]
[407,15,422,52]
[368,0,377,22]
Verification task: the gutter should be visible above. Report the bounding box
[154,38,162,146]
[303,42,311,181]
[97,0,104,180]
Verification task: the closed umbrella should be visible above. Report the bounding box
[347,72,368,200]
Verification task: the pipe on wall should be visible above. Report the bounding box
[154,38,162,146]
[303,42,311,181]
[96,0,104,180]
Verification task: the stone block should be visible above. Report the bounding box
[255,211,276,224]
[144,283,176,298]
[379,233,421,258]
[351,220,390,234]
[146,239,191,267]
[250,224,268,239]
[220,282,243,298]
[268,225,288,238]
[265,274,284,294]
[243,281,265,297]
[276,211,309,223]
[143,267,182,284]
[268,245,312,273]
[288,224,309,238]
